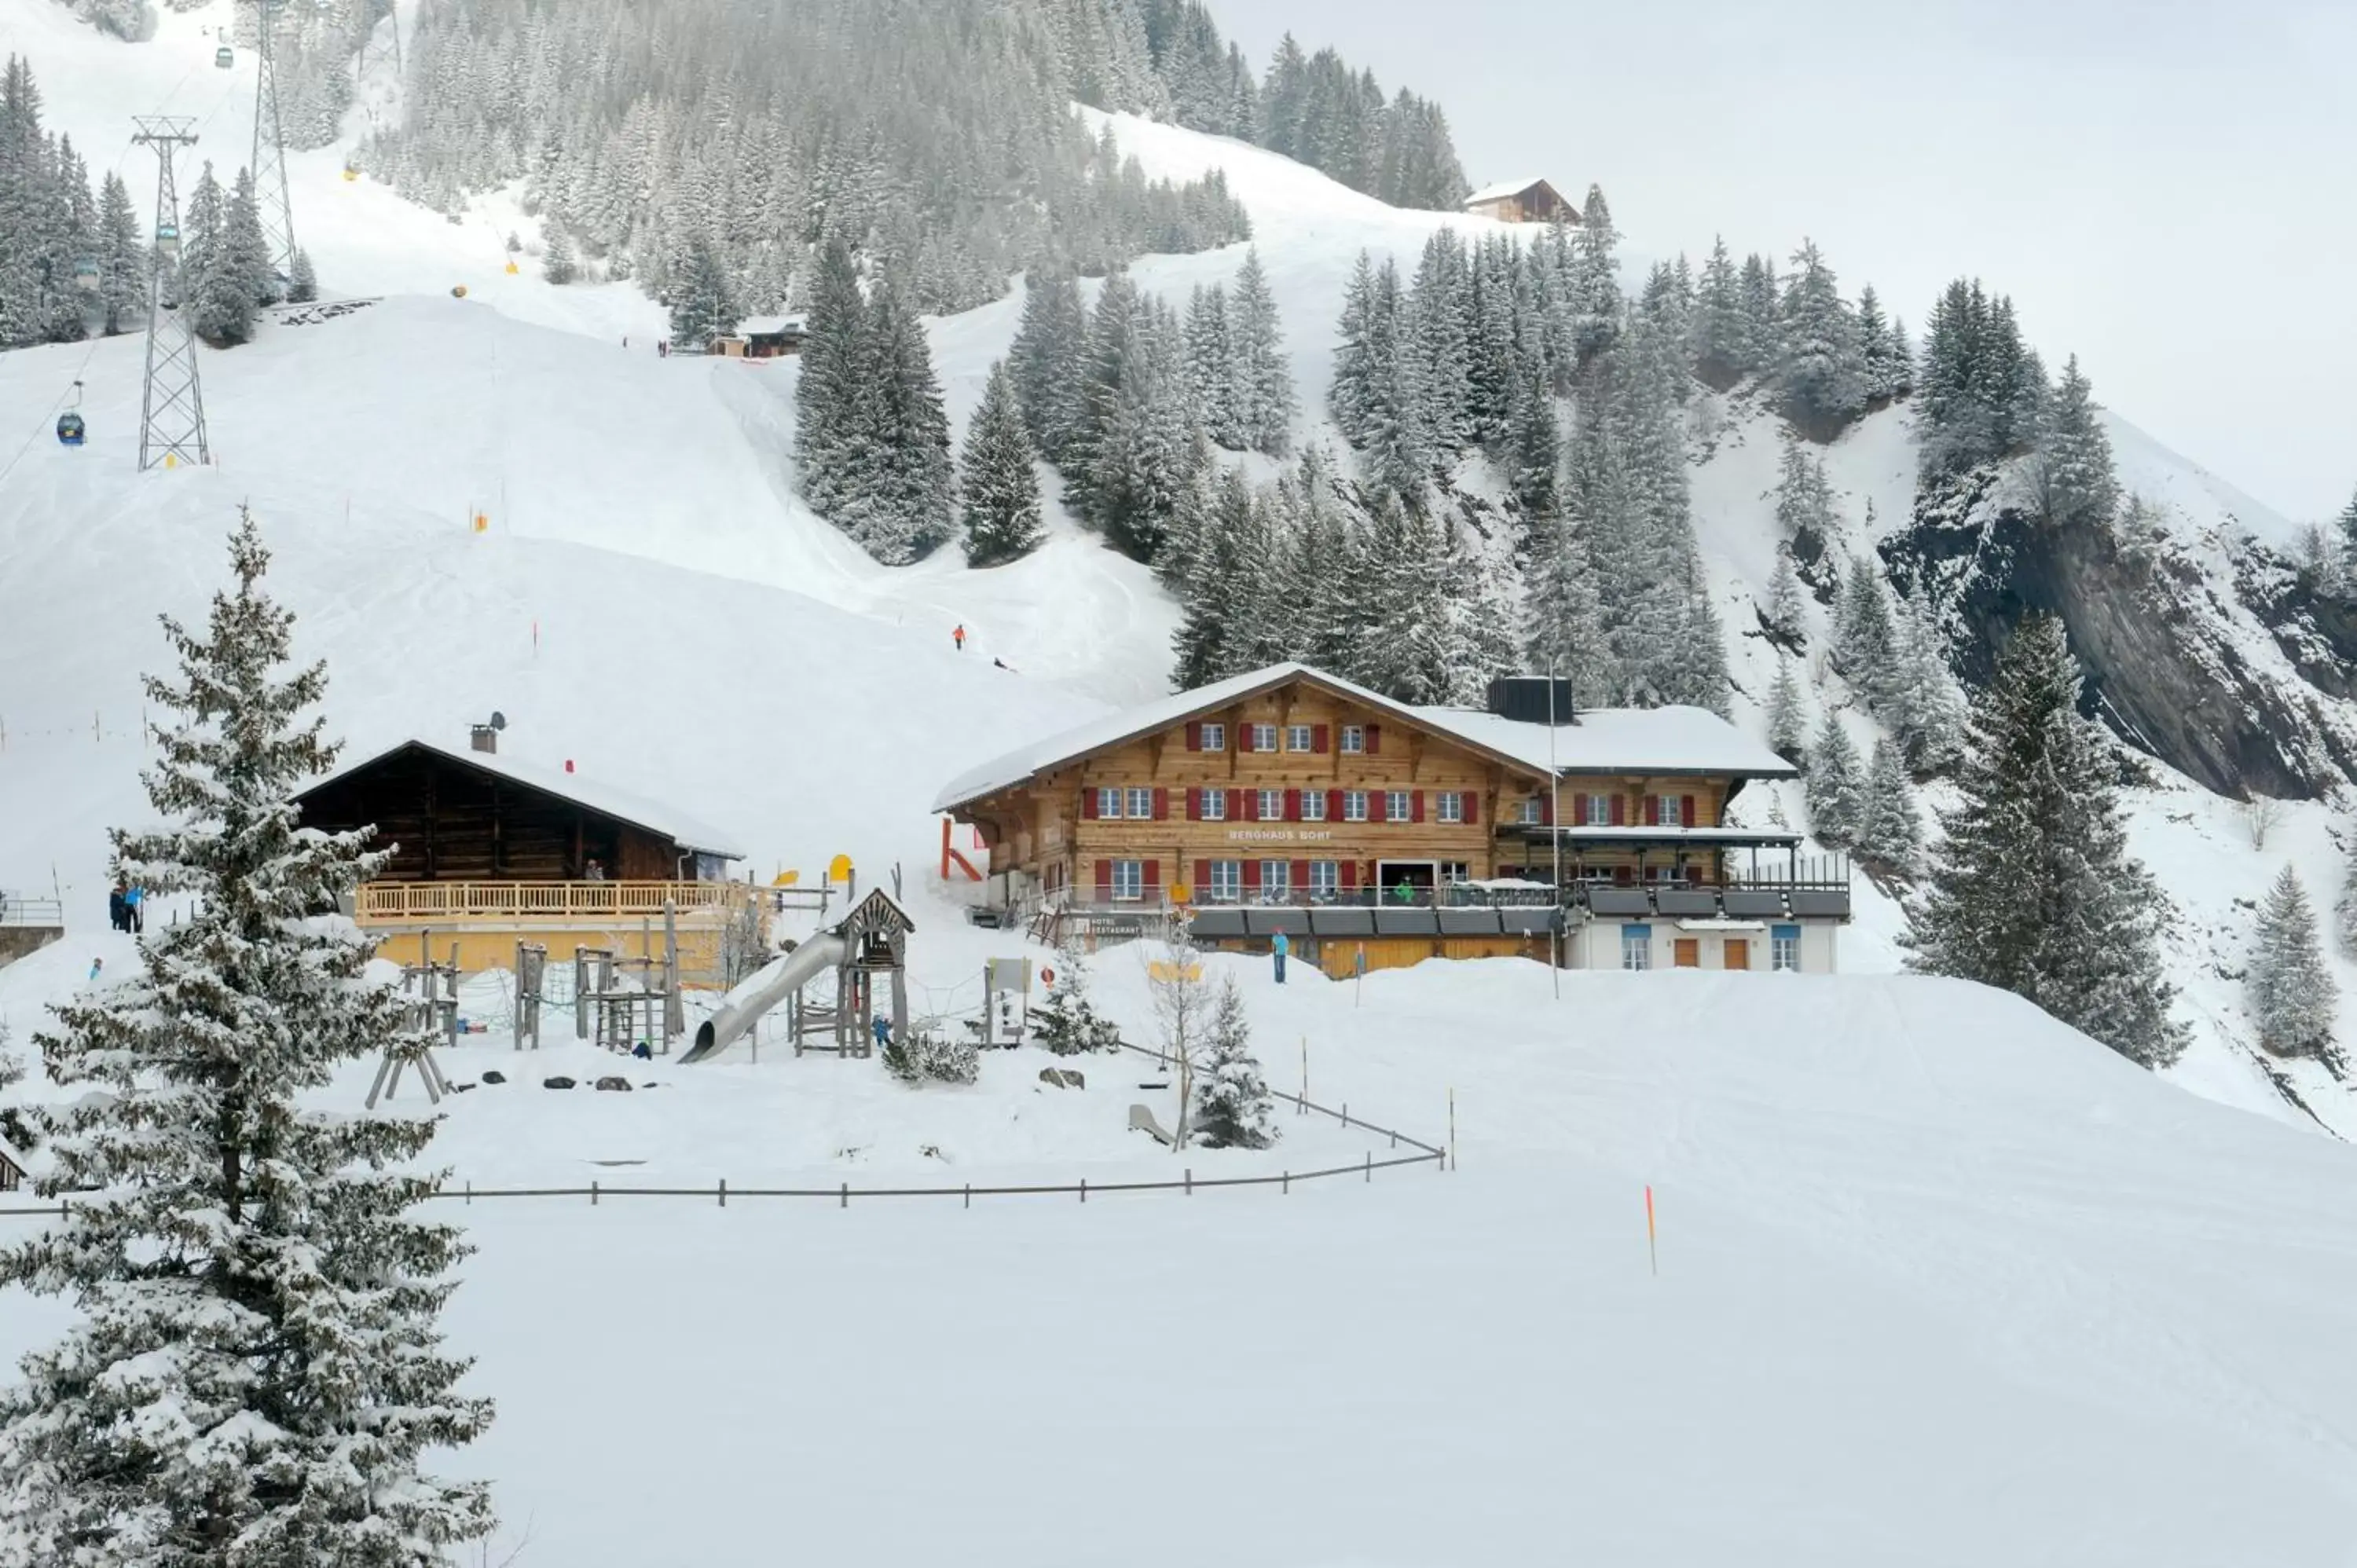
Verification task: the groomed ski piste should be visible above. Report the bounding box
[5,2,2357,1562]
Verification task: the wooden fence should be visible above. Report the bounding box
[355,881,751,924]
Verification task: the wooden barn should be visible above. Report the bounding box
[1461,178,1578,225]
[712,315,807,359]
[294,735,755,977]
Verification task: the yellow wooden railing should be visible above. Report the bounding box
[355,881,752,925]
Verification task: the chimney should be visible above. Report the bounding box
[1486,676,1577,725]
[469,724,498,755]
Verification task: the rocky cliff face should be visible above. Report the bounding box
[1886,469,2357,802]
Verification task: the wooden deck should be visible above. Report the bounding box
[355,880,750,925]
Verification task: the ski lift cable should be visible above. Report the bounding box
[0,353,103,491]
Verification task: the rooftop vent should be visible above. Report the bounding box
[1485,677,1577,726]
[470,710,508,755]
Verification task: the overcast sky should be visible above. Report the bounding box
[1221,0,2355,524]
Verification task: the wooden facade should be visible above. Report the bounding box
[1462,178,1577,225]
[298,742,686,883]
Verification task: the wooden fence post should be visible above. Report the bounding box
[591,1180,599,1207]
[718,1178,727,1208]
[1080,1178,1087,1205]
[839,1181,848,1210]
[1185,1167,1192,1196]
[1281,1171,1290,1195]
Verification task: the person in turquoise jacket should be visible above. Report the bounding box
[1272,929,1290,984]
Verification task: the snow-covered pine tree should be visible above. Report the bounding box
[1523,496,1611,708]
[666,235,739,350]
[181,162,253,346]
[1764,544,1805,647]
[1190,976,1278,1149]
[1890,582,1966,772]
[1326,250,1378,446]
[96,168,143,335]
[794,235,864,514]
[959,360,1043,567]
[1228,247,1293,456]
[285,247,318,304]
[2335,831,2357,959]
[1858,735,1923,874]
[1568,183,1621,365]
[1774,238,1865,436]
[1171,465,1255,688]
[0,1021,32,1162]
[837,270,955,564]
[2338,486,2357,576]
[1007,267,1087,462]
[1736,251,1779,374]
[1766,653,1807,764]
[226,166,277,308]
[2248,865,2339,1061]
[1689,235,1746,386]
[1855,283,1894,399]
[541,223,578,284]
[1832,555,1900,705]
[1408,228,1472,454]
[1772,430,1831,540]
[2030,353,2121,529]
[0,511,494,1561]
[1805,716,1864,848]
[1183,280,1237,445]
[1032,940,1122,1056]
[1904,614,2187,1066]
[1505,359,1560,520]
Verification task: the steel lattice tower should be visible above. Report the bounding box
[250,0,299,281]
[132,116,210,472]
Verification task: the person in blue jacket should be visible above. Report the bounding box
[1272,929,1290,984]
[123,883,145,934]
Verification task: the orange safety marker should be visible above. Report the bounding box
[1645,1185,1658,1276]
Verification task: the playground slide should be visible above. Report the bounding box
[680,934,847,1063]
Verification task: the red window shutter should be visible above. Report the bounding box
[1326,788,1343,821]
[1412,790,1426,823]
[1153,786,1169,821]
[1082,789,1099,821]
[1243,859,1262,890]
[1682,793,1698,828]
[1541,793,1553,826]
[1365,724,1382,755]
[1185,720,1202,751]
[1573,792,1588,823]
[1312,724,1330,753]
[1142,858,1160,890]
[1615,864,1633,885]
[1341,859,1359,890]
[1241,790,1258,822]
[1094,859,1112,898]
[1463,792,1479,825]
[1610,793,1626,826]
[1284,788,1300,822]
[1646,796,1661,826]
[1186,787,1202,821]
[1373,792,1388,823]
[1195,858,1211,893]
[1291,859,1310,890]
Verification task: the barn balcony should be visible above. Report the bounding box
[354,879,754,925]
[351,880,767,982]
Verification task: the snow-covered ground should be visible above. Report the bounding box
[6,5,2357,1557]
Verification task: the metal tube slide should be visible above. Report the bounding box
[680,933,846,1063]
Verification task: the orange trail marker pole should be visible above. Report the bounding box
[1645,1185,1658,1277]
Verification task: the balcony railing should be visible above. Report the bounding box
[355,880,753,925]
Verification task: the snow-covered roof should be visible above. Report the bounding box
[933,663,1795,814]
[1462,177,1563,208]
[739,315,806,336]
[302,738,746,859]
[0,1134,27,1176]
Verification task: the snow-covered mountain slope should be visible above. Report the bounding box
[4,4,2352,1137]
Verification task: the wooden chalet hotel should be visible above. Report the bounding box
[936,663,1850,978]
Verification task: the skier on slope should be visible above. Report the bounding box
[953,624,966,651]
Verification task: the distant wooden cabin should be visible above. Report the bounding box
[1461,178,1578,225]
[712,315,807,360]
[0,1135,26,1193]
[294,735,755,977]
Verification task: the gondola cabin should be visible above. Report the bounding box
[216,46,234,68]
[72,258,99,292]
[55,412,85,448]
[155,222,180,257]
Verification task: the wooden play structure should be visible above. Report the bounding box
[367,942,458,1108]
[684,884,918,1064]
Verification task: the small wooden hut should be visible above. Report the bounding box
[1461,178,1578,225]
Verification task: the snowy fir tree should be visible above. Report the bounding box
[2337,834,2357,960]
[1227,248,1294,456]
[2030,354,2121,530]
[2248,866,2340,1062]
[666,235,739,349]
[1904,614,2187,1068]
[285,247,318,305]
[1190,976,1277,1151]
[0,512,494,1562]
[1773,238,1867,436]
[0,1023,31,1163]
[796,245,955,563]
[1857,736,1923,875]
[225,166,277,307]
[960,361,1044,567]
[1688,236,1747,387]
[1772,432,1835,541]
[1889,584,1967,773]
[1032,942,1122,1057]
[1805,717,1864,848]
[1833,558,1901,710]
[541,224,578,285]
[96,168,144,336]
[1008,268,1088,462]
[1766,653,1808,764]
[181,162,255,347]
[1763,544,1806,647]
[2338,487,2357,577]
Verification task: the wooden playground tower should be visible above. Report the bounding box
[786,886,915,1057]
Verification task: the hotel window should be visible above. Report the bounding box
[1260,860,1291,899]
[1441,862,1471,885]
[1125,786,1153,820]
[1621,925,1653,971]
[1657,794,1684,826]
[1772,924,1802,972]
[1308,861,1340,899]
[1096,786,1121,819]
[1199,722,1226,753]
[1585,793,1613,826]
[1299,790,1328,822]
[1384,789,1410,822]
[1286,724,1314,753]
[1343,789,1369,822]
[1200,787,1227,821]
[1251,723,1279,753]
[1340,724,1365,754]
[1436,791,1464,823]
[1209,860,1242,902]
[1515,797,1545,825]
[1252,788,1279,821]
[1111,860,1145,902]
